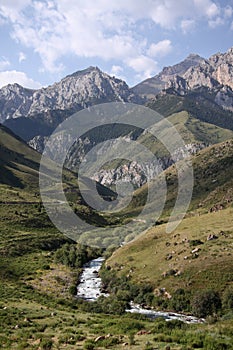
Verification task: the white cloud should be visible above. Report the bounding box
[181,19,196,34]
[110,65,123,75]
[109,65,127,82]
[0,70,41,89]
[208,16,224,28]
[206,3,220,18]
[147,40,172,58]
[0,57,10,70]
[0,0,31,22]
[224,5,233,18]
[18,51,26,63]
[0,0,228,80]
[126,55,158,81]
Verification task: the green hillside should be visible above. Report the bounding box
[107,140,233,308]
[137,111,233,158]
[123,138,233,218]
[0,128,233,349]
[147,88,233,131]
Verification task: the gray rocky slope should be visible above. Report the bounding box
[0,66,141,124]
[131,53,205,98]
[1,48,233,189]
[132,47,233,112]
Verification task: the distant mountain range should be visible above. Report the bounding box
[132,53,205,98]
[0,66,141,141]
[1,47,233,138]
[1,46,233,189]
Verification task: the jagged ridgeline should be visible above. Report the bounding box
[0,47,233,194]
[1,46,233,247]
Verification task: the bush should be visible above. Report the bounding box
[54,243,102,268]
[222,287,233,310]
[191,290,222,318]
[204,337,230,350]
[40,338,53,350]
[69,284,77,296]
[169,289,191,312]
[84,339,95,350]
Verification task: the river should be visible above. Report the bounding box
[76,257,109,301]
[76,257,204,324]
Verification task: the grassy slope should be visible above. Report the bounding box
[107,140,233,296]
[137,111,233,158]
[0,128,233,348]
[122,139,233,218]
[147,88,233,131]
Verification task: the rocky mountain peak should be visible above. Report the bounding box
[181,46,233,92]
[64,66,101,79]
[161,53,205,77]
[0,65,141,124]
[131,52,205,98]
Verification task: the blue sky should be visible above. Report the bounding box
[0,0,232,89]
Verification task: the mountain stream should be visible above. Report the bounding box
[76,257,204,324]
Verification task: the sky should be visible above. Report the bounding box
[0,0,233,89]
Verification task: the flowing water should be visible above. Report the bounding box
[77,257,204,324]
[77,257,108,301]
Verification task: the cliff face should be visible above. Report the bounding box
[1,48,233,190]
[132,47,233,112]
[0,66,141,125]
[165,48,233,111]
[91,142,207,188]
[131,54,205,98]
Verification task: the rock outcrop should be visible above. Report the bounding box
[0,66,141,125]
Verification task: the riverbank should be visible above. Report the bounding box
[77,257,205,324]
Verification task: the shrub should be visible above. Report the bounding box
[222,287,233,310]
[191,290,222,318]
[83,339,95,350]
[169,289,191,312]
[40,338,53,350]
[69,284,77,296]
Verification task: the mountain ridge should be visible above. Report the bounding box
[0,65,140,125]
[131,53,205,98]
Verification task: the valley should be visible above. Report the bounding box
[0,45,233,349]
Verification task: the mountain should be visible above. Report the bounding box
[0,123,116,216]
[83,111,233,188]
[0,123,41,190]
[147,86,233,130]
[1,48,233,146]
[107,139,233,297]
[132,47,233,115]
[131,53,205,98]
[1,47,233,193]
[177,47,233,92]
[164,47,233,112]
[1,66,141,141]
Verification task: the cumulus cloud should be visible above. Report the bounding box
[0,0,31,22]
[109,65,127,82]
[18,52,26,63]
[0,70,41,89]
[208,16,224,28]
[110,65,123,76]
[126,55,158,81]
[181,19,196,34]
[224,5,233,18]
[0,0,229,80]
[147,40,172,58]
[205,2,220,18]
